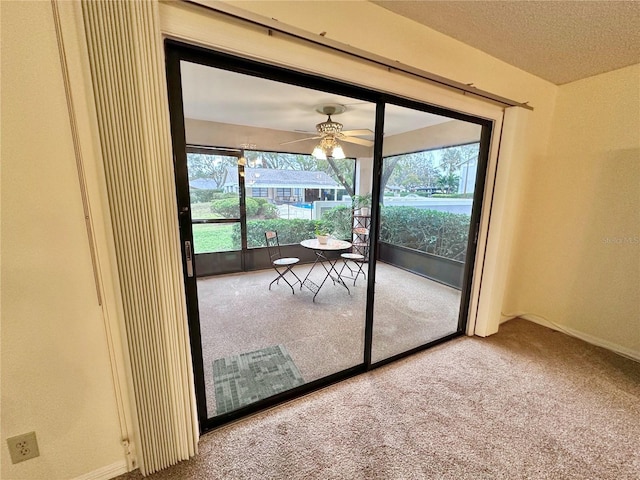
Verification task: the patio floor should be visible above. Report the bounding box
[195,261,462,418]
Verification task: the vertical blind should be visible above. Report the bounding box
[81,0,198,474]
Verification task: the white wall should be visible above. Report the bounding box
[1,2,126,479]
[504,64,640,359]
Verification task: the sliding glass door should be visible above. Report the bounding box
[371,103,488,364]
[166,41,491,432]
[167,44,377,426]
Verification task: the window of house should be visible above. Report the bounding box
[250,187,268,197]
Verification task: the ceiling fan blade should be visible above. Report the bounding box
[280,136,321,145]
[341,136,374,147]
[341,129,374,136]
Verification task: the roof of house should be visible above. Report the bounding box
[189,178,219,190]
[188,168,341,190]
[228,167,341,189]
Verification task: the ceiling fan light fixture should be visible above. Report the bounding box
[312,135,346,159]
[331,144,345,159]
[312,144,327,160]
[317,116,343,135]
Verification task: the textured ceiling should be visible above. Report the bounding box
[372,0,640,85]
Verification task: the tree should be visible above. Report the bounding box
[325,158,354,196]
[187,153,235,189]
[246,151,318,171]
[439,144,478,174]
[411,151,439,188]
[435,144,479,194]
[385,150,438,192]
[400,173,420,190]
[436,172,460,193]
[246,151,288,170]
[381,156,401,194]
[438,148,462,177]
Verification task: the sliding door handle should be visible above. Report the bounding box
[184,240,194,278]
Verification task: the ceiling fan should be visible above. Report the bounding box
[281,104,374,159]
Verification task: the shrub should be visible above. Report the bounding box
[244,197,260,217]
[210,197,240,218]
[379,206,470,261]
[240,219,320,248]
[210,197,270,218]
[258,202,279,219]
[250,197,278,217]
[189,189,220,203]
[319,205,353,241]
[211,192,236,200]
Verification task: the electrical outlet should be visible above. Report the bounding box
[7,432,40,464]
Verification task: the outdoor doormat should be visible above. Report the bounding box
[212,344,305,415]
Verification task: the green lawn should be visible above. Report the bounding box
[189,202,235,253]
[190,202,218,220]
[192,223,238,254]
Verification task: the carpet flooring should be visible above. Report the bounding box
[115,319,640,479]
[197,262,461,418]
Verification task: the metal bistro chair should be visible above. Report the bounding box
[264,231,301,294]
[339,220,368,286]
[339,250,367,286]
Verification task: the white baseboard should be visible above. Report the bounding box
[501,313,640,362]
[72,461,129,480]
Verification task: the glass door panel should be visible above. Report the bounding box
[371,103,483,363]
[177,58,375,421]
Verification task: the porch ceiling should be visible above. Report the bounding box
[180,61,450,140]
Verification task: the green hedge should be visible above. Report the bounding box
[379,206,470,261]
[319,205,353,241]
[210,197,278,219]
[252,198,279,219]
[205,204,470,261]
[308,204,471,261]
[238,219,320,248]
[189,189,221,203]
[210,197,241,218]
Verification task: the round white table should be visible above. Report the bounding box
[300,238,352,301]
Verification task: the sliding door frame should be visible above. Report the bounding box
[165,39,493,433]
[366,95,493,369]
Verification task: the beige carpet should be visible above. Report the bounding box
[197,262,461,418]
[116,319,640,479]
